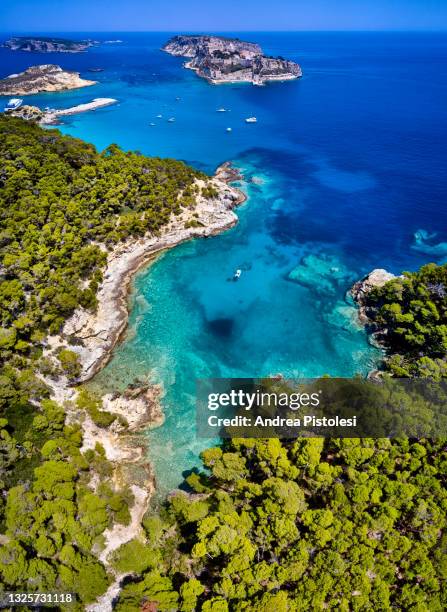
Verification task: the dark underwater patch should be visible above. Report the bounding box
[207,317,234,338]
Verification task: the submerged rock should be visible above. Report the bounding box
[411,229,447,258]
[288,253,355,295]
[325,300,365,333]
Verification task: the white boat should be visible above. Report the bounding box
[168,117,176,122]
[245,116,257,123]
[149,122,156,126]
[217,108,227,112]
[156,114,163,118]
[233,269,242,280]
[5,98,23,111]
[226,127,232,132]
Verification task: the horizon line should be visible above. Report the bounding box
[1,28,446,34]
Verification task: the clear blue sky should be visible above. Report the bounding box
[0,0,446,32]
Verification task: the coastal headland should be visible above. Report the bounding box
[0,64,96,95]
[350,268,397,376]
[351,268,397,327]
[50,162,246,383]
[163,35,302,85]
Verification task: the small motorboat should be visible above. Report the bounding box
[168,117,176,122]
[233,269,242,280]
[149,122,156,126]
[5,98,23,111]
[226,127,232,132]
[217,108,227,112]
[245,116,257,123]
[156,114,163,118]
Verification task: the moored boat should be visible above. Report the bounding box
[5,98,23,111]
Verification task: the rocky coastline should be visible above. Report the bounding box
[351,268,396,323]
[351,268,396,369]
[163,35,302,85]
[40,163,246,611]
[42,374,162,612]
[50,163,245,383]
[0,64,96,95]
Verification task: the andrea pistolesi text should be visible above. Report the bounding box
[207,413,357,429]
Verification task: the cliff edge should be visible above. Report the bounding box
[351,268,396,324]
[163,35,302,85]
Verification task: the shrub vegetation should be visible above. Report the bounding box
[0,115,206,607]
[364,263,447,378]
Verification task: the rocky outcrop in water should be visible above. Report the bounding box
[163,35,302,85]
[351,267,397,349]
[351,268,396,322]
[0,64,96,95]
[3,36,95,53]
[351,269,401,378]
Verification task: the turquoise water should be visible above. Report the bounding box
[2,32,446,493]
[92,159,380,494]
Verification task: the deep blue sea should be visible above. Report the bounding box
[2,32,446,493]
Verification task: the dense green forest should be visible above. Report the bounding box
[0,115,446,611]
[115,437,447,611]
[0,115,207,607]
[362,263,447,378]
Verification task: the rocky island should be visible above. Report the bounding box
[0,64,96,95]
[3,36,96,53]
[163,35,302,85]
